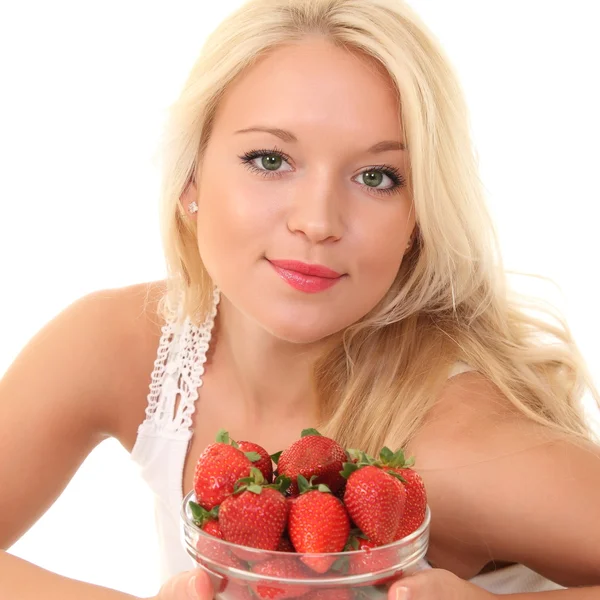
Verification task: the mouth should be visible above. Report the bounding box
[267,259,346,294]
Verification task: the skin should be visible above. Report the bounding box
[1,37,599,600]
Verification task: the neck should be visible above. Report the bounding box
[211,295,326,423]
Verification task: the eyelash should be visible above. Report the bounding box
[237,146,406,196]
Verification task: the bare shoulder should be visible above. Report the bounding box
[4,279,168,448]
[69,280,168,447]
[409,371,600,585]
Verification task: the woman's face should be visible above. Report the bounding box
[185,37,415,344]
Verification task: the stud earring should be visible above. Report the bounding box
[189,201,198,214]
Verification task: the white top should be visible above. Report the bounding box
[130,289,564,593]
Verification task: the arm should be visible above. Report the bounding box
[407,372,600,587]
[0,551,140,600]
[1,551,213,599]
[0,287,158,599]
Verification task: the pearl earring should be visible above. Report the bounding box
[189,201,198,214]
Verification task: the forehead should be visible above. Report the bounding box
[213,37,404,145]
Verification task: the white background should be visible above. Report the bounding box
[1,1,599,598]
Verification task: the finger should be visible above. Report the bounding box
[156,568,213,600]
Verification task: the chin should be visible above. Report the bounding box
[256,308,349,346]
[264,320,340,345]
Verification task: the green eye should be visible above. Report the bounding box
[261,154,282,171]
[362,171,384,188]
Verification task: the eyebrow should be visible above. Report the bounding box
[234,126,406,153]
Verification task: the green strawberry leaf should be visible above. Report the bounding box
[244,451,262,462]
[379,446,395,463]
[346,448,362,462]
[272,475,291,494]
[270,451,282,465]
[404,456,416,468]
[329,555,350,572]
[301,428,322,437]
[344,536,360,551]
[249,467,265,484]
[189,501,212,526]
[348,527,368,539]
[389,448,406,468]
[297,474,311,493]
[247,484,263,494]
[340,462,359,479]
[317,484,331,493]
[215,429,230,444]
[387,470,407,484]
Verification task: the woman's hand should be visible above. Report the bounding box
[389,569,495,600]
[151,568,214,600]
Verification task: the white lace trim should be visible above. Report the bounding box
[137,288,220,439]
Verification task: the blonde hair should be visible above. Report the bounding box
[157,0,599,454]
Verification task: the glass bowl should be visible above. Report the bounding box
[181,490,430,600]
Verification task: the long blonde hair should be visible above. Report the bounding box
[157,0,599,454]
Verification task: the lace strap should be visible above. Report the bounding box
[137,288,220,439]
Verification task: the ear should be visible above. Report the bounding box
[180,179,199,218]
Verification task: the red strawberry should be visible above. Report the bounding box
[250,557,312,599]
[375,447,427,540]
[218,468,289,551]
[389,467,427,539]
[188,501,222,538]
[342,465,406,546]
[347,537,396,577]
[194,535,245,570]
[277,429,347,495]
[238,440,274,483]
[193,441,253,510]
[277,536,295,552]
[202,519,223,539]
[288,475,350,573]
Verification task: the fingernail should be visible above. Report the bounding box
[187,575,199,599]
[395,586,411,600]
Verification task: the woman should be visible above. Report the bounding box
[1,0,599,599]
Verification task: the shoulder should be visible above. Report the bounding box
[409,371,600,585]
[50,280,169,444]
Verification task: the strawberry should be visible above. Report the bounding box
[193,430,258,510]
[190,503,245,581]
[347,536,397,579]
[288,475,350,573]
[375,448,427,540]
[342,464,406,546]
[188,501,222,537]
[250,557,312,599]
[277,536,295,552]
[238,440,274,483]
[276,429,347,495]
[202,519,223,539]
[218,468,290,551]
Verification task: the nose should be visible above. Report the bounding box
[286,174,345,244]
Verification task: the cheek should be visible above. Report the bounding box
[355,216,409,286]
[194,173,277,277]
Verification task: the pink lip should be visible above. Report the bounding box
[268,259,345,293]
